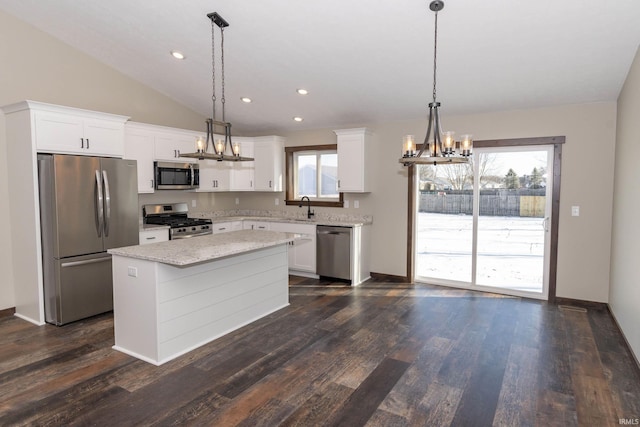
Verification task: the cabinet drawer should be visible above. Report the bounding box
[139,228,169,245]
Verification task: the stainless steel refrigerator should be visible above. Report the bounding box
[37,154,139,325]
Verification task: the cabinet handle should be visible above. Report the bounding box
[81,138,84,149]
[146,236,156,240]
[150,179,154,188]
[338,180,341,188]
[219,227,226,231]
[86,138,90,149]
[250,180,253,187]
[269,180,272,188]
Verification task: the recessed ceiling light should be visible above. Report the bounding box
[170,51,185,60]
[240,97,252,103]
[296,89,308,95]
[293,117,304,122]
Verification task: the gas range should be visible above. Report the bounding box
[143,203,212,240]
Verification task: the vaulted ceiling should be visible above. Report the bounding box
[1,0,639,133]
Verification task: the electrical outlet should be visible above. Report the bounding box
[235,197,240,205]
[191,199,197,208]
[571,206,580,217]
[127,267,138,278]
[344,200,350,209]
[275,198,279,206]
[354,200,359,209]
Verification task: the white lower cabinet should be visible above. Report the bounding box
[139,228,169,245]
[243,221,270,231]
[211,221,242,234]
[269,222,317,275]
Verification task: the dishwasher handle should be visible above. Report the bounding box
[317,230,347,235]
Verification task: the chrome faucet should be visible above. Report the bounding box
[299,196,315,219]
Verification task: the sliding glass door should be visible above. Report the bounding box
[415,145,553,299]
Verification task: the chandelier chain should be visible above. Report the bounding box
[211,19,216,122]
[432,10,438,104]
[221,26,226,122]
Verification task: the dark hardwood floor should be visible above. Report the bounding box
[1,277,638,426]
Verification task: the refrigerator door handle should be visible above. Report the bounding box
[102,170,111,237]
[95,170,104,237]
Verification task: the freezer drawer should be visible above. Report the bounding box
[44,253,113,325]
[316,225,352,281]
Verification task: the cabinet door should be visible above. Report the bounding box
[253,137,284,192]
[291,236,316,272]
[34,112,85,154]
[124,131,155,193]
[198,160,231,192]
[335,128,372,193]
[83,119,125,157]
[230,138,255,191]
[337,133,364,192]
[269,222,316,273]
[154,132,198,162]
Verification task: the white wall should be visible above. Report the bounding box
[610,46,640,361]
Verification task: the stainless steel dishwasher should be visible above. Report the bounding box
[317,225,352,281]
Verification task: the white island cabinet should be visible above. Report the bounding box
[108,230,295,365]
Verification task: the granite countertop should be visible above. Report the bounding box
[190,211,373,227]
[109,230,296,266]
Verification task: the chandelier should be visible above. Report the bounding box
[399,1,472,166]
[181,12,254,162]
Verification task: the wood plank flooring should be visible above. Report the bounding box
[0,277,639,426]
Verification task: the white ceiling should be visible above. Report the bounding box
[1,0,640,134]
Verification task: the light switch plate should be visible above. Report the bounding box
[344,200,350,209]
[571,206,580,216]
[354,200,359,209]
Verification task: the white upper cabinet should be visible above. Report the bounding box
[197,159,231,192]
[154,131,199,163]
[230,137,255,191]
[253,136,284,192]
[33,103,128,157]
[124,125,156,193]
[335,128,373,193]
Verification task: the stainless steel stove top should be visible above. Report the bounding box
[142,203,212,239]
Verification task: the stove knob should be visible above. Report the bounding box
[192,227,196,231]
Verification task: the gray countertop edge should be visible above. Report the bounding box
[109,230,297,267]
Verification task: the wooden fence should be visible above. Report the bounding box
[419,189,546,217]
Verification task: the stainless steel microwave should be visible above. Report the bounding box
[154,161,199,190]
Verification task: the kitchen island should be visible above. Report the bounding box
[108,230,296,365]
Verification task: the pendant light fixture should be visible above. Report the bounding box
[181,12,254,162]
[399,1,472,166]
